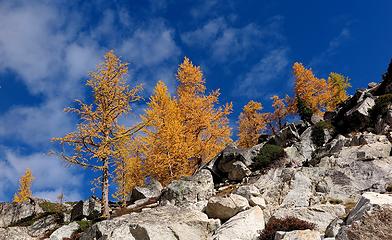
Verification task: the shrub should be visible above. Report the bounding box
[77,220,92,232]
[297,97,313,122]
[370,94,392,121]
[258,216,316,240]
[39,201,66,213]
[311,121,334,147]
[329,198,343,204]
[253,144,286,170]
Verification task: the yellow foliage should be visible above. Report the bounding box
[52,50,144,217]
[326,72,351,111]
[238,101,266,148]
[112,134,144,205]
[266,95,297,134]
[13,168,34,203]
[293,62,327,116]
[141,81,194,185]
[293,62,350,115]
[177,57,232,162]
[141,58,232,185]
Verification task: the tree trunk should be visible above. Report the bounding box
[102,160,110,218]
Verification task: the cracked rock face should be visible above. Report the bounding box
[336,192,392,240]
[80,205,220,240]
[213,206,265,240]
[0,227,36,240]
[205,194,249,221]
[160,169,215,206]
[49,221,79,240]
[275,229,321,240]
[0,199,43,228]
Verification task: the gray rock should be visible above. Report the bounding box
[0,199,43,228]
[311,114,323,125]
[0,227,36,240]
[315,180,330,193]
[49,221,79,240]
[234,185,260,201]
[269,123,300,147]
[368,82,378,89]
[128,179,162,203]
[70,196,101,221]
[344,97,375,130]
[324,218,343,238]
[206,194,249,221]
[217,144,250,172]
[80,205,220,240]
[249,196,266,209]
[336,193,392,240]
[213,206,264,240]
[345,192,392,225]
[214,144,255,182]
[290,127,316,164]
[160,169,214,205]
[325,135,347,154]
[273,204,346,233]
[281,173,312,208]
[227,161,252,181]
[203,143,264,182]
[375,104,392,134]
[27,213,63,237]
[275,230,321,240]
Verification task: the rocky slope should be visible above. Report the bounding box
[2,79,392,240]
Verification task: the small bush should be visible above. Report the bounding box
[370,94,392,121]
[253,144,286,170]
[258,216,316,240]
[311,121,334,147]
[77,220,92,232]
[329,198,343,204]
[39,201,65,213]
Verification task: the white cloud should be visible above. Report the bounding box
[310,26,351,67]
[120,21,180,94]
[0,0,182,202]
[0,1,70,95]
[181,18,225,46]
[120,21,179,67]
[0,2,181,146]
[0,100,74,146]
[0,149,83,202]
[236,48,289,97]
[190,0,219,19]
[181,16,284,63]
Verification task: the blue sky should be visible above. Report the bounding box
[0,0,391,202]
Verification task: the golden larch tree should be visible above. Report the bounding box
[112,134,144,206]
[293,62,350,116]
[266,95,297,134]
[141,81,194,185]
[293,62,328,115]
[237,100,266,148]
[325,72,351,111]
[177,57,232,162]
[52,51,144,217]
[13,168,34,203]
